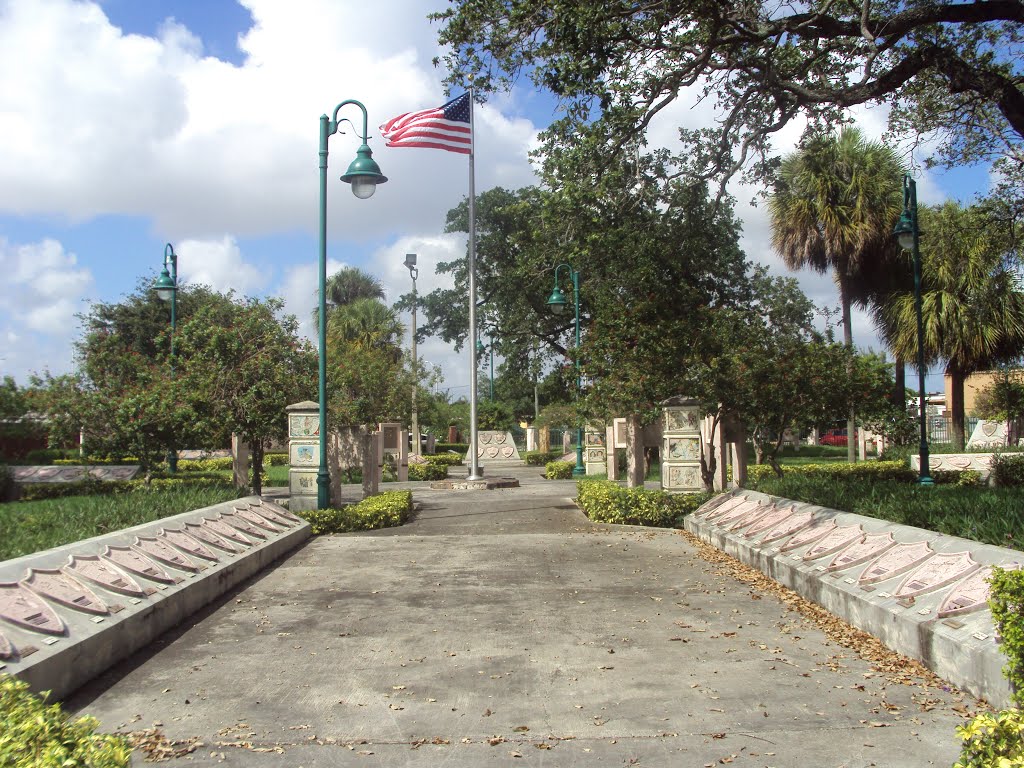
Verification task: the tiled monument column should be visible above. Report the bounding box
[286,401,320,512]
[584,428,606,475]
[660,396,704,493]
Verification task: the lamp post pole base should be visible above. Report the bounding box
[316,469,331,510]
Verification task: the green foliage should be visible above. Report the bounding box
[267,453,288,466]
[0,465,12,503]
[434,444,469,455]
[953,708,1024,768]
[992,453,1024,488]
[409,462,448,481]
[748,467,1024,548]
[423,453,464,467]
[177,457,233,472]
[476,399,516,431]
[932,469,984,487]
[23,448,80,465]
[15,476,235,503]
[53,456,139,466]
[295,491,412,534]
[1,481,240,561]
[523,450,562,466]
[989,567,1024,709]
[576,479,711,527]
[0,675,130,767]
[545,461,574,479]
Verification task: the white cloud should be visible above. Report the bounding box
[176,235,266,296]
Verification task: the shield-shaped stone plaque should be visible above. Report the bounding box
[742,504,797,538]
[232,507,282,533]
[244,505,293,528]
[700,495,746,519]
[894,552,980,599]
[501,445,515,458]
[826,532,896,572]
[186,522,242,552]
[781,519,837,552]
[103,546,178,584]
[728,503,776,532]
[65,555,146,597]
[802,525,864,561]
[22,569,108,615]
[714,500,764,527]
[0,583,66,635]
[159,528,220,561]
[761,510,815,544]
[201,518,253,547]
[938,566,1016,618]
[254,500,302,523]
[221,512,267,539]
[0,630,15,660]
[859,542,934,586]
[134,537,200,573]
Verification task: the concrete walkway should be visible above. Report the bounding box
[69,466,978,766]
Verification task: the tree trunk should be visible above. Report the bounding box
[949,367,967,451]
[250,440,264,497]
[841,283,856,464]
[625,415,645,488]
[892,355,906,408]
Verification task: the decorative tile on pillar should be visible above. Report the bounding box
[666,437,700,461]
[289,414,320,439]
[664,464,702,490]
[289,443,317,467]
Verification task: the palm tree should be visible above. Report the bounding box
[875,201,1024,449]
[327,297,405,360]
[312,267,386,326]
[768,127,907,460]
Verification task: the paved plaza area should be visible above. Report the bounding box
[69,467,978,766]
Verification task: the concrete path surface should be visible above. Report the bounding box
[69,467,979,767]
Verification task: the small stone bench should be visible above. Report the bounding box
[0,497,309,699]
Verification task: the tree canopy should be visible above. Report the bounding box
[433,0,1024,196]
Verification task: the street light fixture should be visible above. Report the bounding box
[405,253,419,455]
[893,174,933,486]
[546,264,585,478]
[154,243,178,473]
[317,100,388,509]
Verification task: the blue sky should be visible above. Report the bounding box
[0,0,991,401]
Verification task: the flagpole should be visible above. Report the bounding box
[467,88,482,480]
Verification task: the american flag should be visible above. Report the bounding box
[379,94,472,155]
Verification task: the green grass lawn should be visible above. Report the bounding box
[0,484,239,562]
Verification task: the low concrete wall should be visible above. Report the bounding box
[686,490,1020,708]
[0,497,310,700]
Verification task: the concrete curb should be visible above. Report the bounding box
[686,489,1021,708]
[0,497,310,700]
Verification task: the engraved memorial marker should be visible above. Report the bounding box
[186,521,242,552]
[780,519,837,552]
[728,502,778,532]
[65,555,147,598]
[22,569,108,615]
[254,500,301,523]
[159,528,220,562]
[135,536,200,572]
[938,566,1016,618]
[220,512,267,540]
[802,525,864,561]
[232,507,282,533]
[859,542,934,585]
[202,517,254,546]
[103,546,179,584]
[246,503,295,527]
[761,510,815,544]
[0,583,66,635]
[0,630,15,660]
[895,552,980,599]
[713,499,763,527]
[703,496,748,520]
[742,504,797,538]
[826,532,896,572]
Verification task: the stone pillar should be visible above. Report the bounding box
[538,426,550,453]
[398,430,409,482]
[858,427,868,462]
[585,428,606,476]
[526,428,538,452]
[447,425,459,443]
[625,415,645,488]
[363,431,379,497]
[562,430,572,455]
[605,425,617,480]
[231,433,250,490]
[286,400,321,512]
[660,397,703,494]
[328,426,363,505]
[425,434,436,454]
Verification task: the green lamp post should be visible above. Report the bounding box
[154,243,178,473]
[476,337,494,400]
[892,174,933,486]
[317,100,388,509]
[546,264,585,478]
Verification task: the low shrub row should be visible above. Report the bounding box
[576,480,710,528]
[15,475,237,503]
[524,450,563,466]
[545,461,574,479]
[0,675,130,766]
[746,461,916,484]
[423,453,464,467]
[295,490,413,534]
[409,462,449,481]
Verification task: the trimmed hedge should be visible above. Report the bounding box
[576,479,711,528]
[524,450,562,466]
[434,443,469,454]
[423,453,464,467]
[409,462,448,481]
[16,476,238,502]
[545,461,574,479]
[295,490,412,534]
[0,674,131,766]
[746,460,916,484]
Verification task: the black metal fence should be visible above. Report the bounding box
[926,415,979,443]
